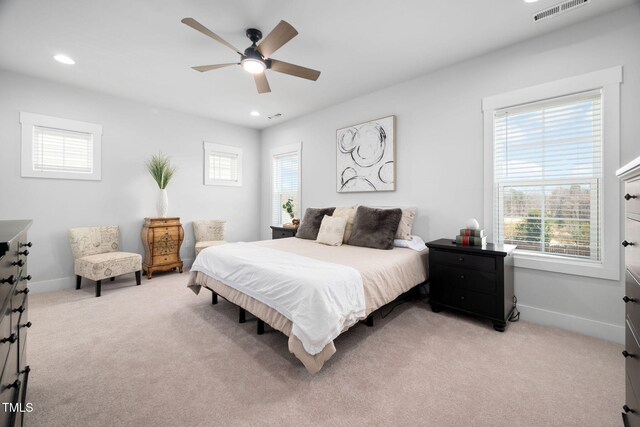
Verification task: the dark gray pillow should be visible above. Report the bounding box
[296,207,336,240]
[348,206,402,250]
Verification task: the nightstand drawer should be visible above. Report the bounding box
[433,265,496,295]
[626,217,640,282]
[625,373,640,427]
[627,270,640,329]
[432,250,496,272]
[626,177,640,216]
[443,287,496,318]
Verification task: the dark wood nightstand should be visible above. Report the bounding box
[270,226,297,239]
[426,238,516,332]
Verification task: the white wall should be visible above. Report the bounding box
[0,70,261,293]
[260,5,640,343]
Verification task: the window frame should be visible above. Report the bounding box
[271,142,302,227]
[203,142,242,187]
[20,112,102,181]
[482,66,622,280]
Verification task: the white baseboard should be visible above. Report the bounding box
[518,303,624,344]
[29,276,76,294]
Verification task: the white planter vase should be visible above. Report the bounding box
[156,189,169,218]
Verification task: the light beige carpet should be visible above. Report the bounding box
[26,273,623,427]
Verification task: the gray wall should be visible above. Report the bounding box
[0,70,261,292]
[259,5,640,343]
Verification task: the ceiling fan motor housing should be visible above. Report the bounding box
[242,46,271,69]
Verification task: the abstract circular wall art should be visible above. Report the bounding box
[336,115,395,193]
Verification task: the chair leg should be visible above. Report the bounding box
[76,275,82,290]
[96,280,102,297]
[110,277,115,282]
[135,270,141,285]
[239,308,246,323]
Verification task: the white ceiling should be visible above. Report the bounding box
[0,0,636,129]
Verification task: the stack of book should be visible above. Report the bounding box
[456,228,487,246]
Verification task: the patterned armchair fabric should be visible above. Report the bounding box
[193,220,227,256]
[69,226,141,286]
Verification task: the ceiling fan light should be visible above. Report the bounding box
[242,58,266,74]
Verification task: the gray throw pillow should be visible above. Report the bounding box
[296,207,336,240]
[348,206,402,250]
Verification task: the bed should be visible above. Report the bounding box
[187,237,428,373]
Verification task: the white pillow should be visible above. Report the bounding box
[332,206,358,243]
[393,235,426,251]
[316,215,347,246]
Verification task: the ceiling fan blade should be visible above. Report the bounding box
[181,17,242,54]
[270,59,321,81]
[254,73,271,94]
[191,63,238,72]
[256,20,298,58]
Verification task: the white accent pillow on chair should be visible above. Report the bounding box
[316,215,348,246]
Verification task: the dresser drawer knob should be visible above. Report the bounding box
[18,250,29,256]
[623,405,635,414]
[6,380,20,390]
[460,296,465,301]
[19,242,32,248]
[624,193,638,200]
[460,274,465,280]
[622,240,634,247]
[622,350,635,358]
[12,306,25,314]
[11,260,24,267]
[1,333,17,344]
[458,257,465,262]
[20,275,31,282]
[623,296,637,303]
[0,275,16,285]
[20,322,32,329]
[17,288,30,295]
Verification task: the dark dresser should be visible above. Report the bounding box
[617,157,640,427]
[426,238,516,331]
[270,226,297,239]
[0,220,32,426]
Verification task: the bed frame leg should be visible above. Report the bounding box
[211,292,218,305]
[239,308,246,323]
[364,315,374,327]
[257,319,265,335]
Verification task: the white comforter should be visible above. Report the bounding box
[190,242,365,355]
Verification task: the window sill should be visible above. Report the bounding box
[513,250,620,281]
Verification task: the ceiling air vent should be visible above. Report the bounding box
[533,0,589,22]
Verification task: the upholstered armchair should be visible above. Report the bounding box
[69,226,142,297]
[193,220,227,256]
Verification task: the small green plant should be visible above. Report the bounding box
[146,152,176,189]
[282,198,295,220]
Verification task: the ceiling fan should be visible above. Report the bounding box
[181,17,321,94]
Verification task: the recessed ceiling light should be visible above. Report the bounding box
[250,111,260,117]
[524,0,539,3]
[54,54,75,65]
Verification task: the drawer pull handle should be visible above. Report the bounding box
[20,275,31,282]
[0,275,16,285]
[18,250,29,256]
[460,296,465,301]
[17,288,30,295]
[1,333,17,344]
[622,350,635,358]
[11,260,24,267]
[6,380,20,390]
[622,240,634,247]
[623,405,635,414]
[19,242,32,248]
[624,193,637,200]
[20,321,32,329]
[13,306,25,314]
[623,296,637,303]
[460,274,465,279]
[458,257,464,262]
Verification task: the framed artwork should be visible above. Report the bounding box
[336,115,395,193]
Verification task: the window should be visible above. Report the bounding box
[483,67,621,280]
[20,112,102,180]
[203,142,242,186]
[271,143,301,226]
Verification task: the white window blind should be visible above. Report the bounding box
[272,149,300,226]
[494,90,602,261]
[209,152,238,182]
[32,125,94,174]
